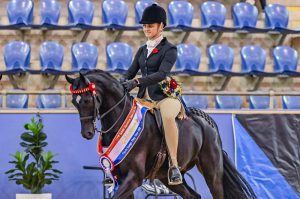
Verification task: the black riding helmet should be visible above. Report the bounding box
[139,4,167,27]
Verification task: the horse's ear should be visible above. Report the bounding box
[80,72,91,85]
[65,75,74,84]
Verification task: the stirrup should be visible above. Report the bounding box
[103,176,114,187]
[167,166,183,185]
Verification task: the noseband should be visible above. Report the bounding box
[70,81,128,134]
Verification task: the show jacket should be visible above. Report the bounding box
[123,37,177,101]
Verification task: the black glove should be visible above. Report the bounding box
[119,77,127,84]
[122,79,139,92]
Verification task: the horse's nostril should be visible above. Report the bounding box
[83,132,94,139]
[87,132,93,138]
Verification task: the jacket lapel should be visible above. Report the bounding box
[142,45,147,59]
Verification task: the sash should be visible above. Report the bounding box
[97,99,149,193]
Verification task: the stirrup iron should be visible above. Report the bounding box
[167,166,183,185]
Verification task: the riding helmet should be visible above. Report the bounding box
[139,4,167,27]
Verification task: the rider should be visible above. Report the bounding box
[121,3,183,185]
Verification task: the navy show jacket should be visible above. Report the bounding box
[123,37,177,101]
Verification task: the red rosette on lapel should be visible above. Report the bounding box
[152,47,158,54]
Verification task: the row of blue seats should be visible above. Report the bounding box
[0,41,299,76]
[0,91,65,108]
[4,0,299,33]
[0,93,299,109]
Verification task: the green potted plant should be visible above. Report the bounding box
[5,115,62,199]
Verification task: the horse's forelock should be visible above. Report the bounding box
[72,77,81,90]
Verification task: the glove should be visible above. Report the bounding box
[119,77,127,84]
[122,79,139,92]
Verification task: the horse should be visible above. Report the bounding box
[65,70,257,199]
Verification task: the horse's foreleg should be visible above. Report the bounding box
[112,170,143,199]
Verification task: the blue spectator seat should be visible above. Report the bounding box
[36,91,66,108]
[135,0,155,25]
[7,0,33,25]
[6,91,28,108]
[68,0,94,25]
[200,1,226,28]
[215,95,243,109]
[71,42,98,71]
[106,42,132,72]
[102,0,128,27]
[4,41,31,73]
[240,45,266,74]
[273,46,299,75]
[265,4,289,29]
[182,95,208,109]
[232,2,258,29]
[40,0,61,25]
[40,41,64,73]
[176,43,201,74]
[168,1,194,28]
[207,44,234,74]
[282,96,300,109]
[249,95,274,109]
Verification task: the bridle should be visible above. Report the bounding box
[70,79,128,134]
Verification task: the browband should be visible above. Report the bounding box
[70,83,96,96]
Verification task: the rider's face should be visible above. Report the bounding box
[143,23,162,40]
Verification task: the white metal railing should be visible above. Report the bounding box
[0,89,300,109]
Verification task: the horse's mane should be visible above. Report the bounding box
[83,69,125,95]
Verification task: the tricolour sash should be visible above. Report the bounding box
[97,99,149,193]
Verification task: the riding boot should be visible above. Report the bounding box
[103,174,114,186]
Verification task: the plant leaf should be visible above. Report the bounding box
[51,169,63,174]
[21,133,34,143]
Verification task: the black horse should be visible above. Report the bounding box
[66,70,256,199]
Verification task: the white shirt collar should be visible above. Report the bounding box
[146,35,163,48]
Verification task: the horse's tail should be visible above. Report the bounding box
[222,151,257,199]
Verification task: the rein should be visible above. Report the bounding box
[70,81,129,134]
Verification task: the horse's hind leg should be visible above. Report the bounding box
[197,138,224,199]
[159,177,201,199]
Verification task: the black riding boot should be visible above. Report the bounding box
[168,166,183,185]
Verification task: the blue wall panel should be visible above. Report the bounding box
[0,113,234,199]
